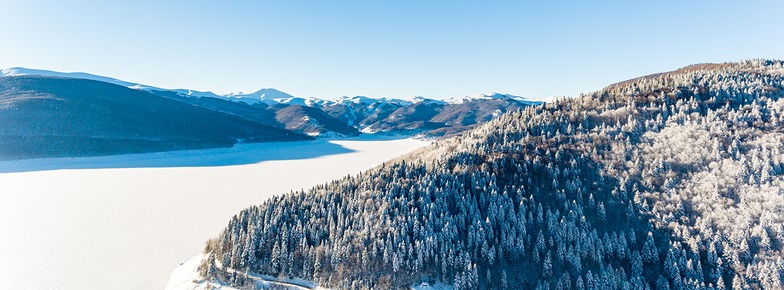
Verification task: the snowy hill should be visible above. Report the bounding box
[1,67,157,90]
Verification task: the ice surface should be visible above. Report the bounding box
[0,137,428,290]
[0,139,360,173]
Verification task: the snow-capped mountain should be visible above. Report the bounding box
[407,96,448,105]
[2,67,537,106]
[314,94,538,136]
[223,88,296,105]
[447,92,539,105]
[170,89,223,99]
[0,67,540,146]
[328,95,415,106]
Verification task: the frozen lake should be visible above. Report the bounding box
[0,136,429,290]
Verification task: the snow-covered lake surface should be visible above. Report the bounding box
[0,136,429,290]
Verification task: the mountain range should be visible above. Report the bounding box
[0,68,539,159]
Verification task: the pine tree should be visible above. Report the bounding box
[643,233,659,264]
[656,275,670,290]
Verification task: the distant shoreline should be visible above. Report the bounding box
[0,135,421,173]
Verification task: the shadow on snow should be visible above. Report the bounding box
[0,139,357,173]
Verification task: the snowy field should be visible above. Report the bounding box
[0,136,428,290]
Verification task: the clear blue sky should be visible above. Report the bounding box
[2,1,783,100]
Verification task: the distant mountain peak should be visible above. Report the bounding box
[471,92,512,99]
[333,95,380,105]
[448,92,538,105]
[404,96,446,105]
[328,95,415,106]
[222,88,296,104]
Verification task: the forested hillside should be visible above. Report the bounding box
[200,60,784,289]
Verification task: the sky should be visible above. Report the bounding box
[1,1,783,101]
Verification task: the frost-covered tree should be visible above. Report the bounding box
[199,60,784,289]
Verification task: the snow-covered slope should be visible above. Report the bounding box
[223,88,295,104]
[447,92,538,105]
[1,67,228,100]
[1,67,157,90]
[170,89,224,99]
[166,254,326,290]
[327,95,414,106]
[407,96,447,105]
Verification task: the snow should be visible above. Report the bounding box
[167,254,327,290]
[2,67,545,116]
[275,97,327,106]
[407,96,446,105]
[447,92,540,105]
[218,89,334,107]
[411,282,453,290]
[327,95,414,106]
[0,67,294,105]
[1,67,157,90]
[223,88,296,104]
[166,255,215,290]
[304,97,329,107]
[2,67,545,109]
[0,136,429,290]
[166,254,452,290]
[332,95,386,105]
[360,125,381,134]
[170,89,223,99]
